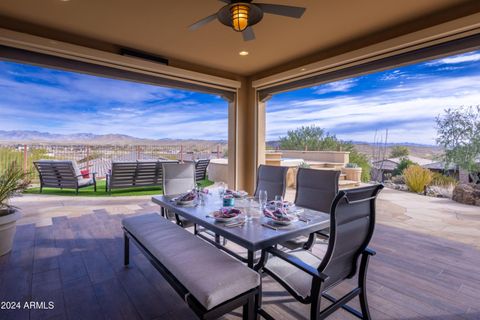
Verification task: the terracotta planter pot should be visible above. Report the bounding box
[342,167,363,182]
[0,209,21,256]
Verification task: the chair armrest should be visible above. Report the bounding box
[266,247,329,282]
[363,247,376,256]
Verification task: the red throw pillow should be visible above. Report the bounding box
[80,169,90,178]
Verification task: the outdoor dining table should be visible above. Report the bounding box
[151,191,330,269]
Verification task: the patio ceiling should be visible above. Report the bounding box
[0,0,477,77]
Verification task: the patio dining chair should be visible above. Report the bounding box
[257,184,384,320]
[162,162,196,228]
[282,168,340,250]
[253,165,289,200]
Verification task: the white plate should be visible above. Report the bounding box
[214,216,238,222]
[177,199,195,206]
[267,215,298,225]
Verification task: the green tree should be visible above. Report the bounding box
[390,146,410,158]
[279,125,351,151]
[436,106,480,183]
[392,158,416,176]
[279,125,371,182]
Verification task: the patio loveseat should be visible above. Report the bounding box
[34,160,96,194]
[122,213,260,319]
[105,160,178,192]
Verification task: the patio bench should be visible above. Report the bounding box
[122,213,260,319]
[106,160,178,192]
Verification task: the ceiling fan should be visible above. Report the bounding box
[188,0,306,41]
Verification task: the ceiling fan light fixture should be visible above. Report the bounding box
[230,4,250,32]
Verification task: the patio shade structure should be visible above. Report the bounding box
[0,0,480,192]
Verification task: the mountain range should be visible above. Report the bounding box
[0,130,225,145]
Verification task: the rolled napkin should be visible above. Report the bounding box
[213,207,242,218]
[178,191,197,202]
[263,207,293,222]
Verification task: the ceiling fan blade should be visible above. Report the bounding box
[242,27,255,41]
[255,3,306,18]
[189,13,218,31]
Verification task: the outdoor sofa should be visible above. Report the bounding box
[34,160,96,194]
[105,160,179,192]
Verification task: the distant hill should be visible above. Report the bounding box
[266,140,443,160]
[353,143,443,160]
[0,130,226,145]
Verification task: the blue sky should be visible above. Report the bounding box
[267,50,480,144]
[0,50,479,144]
[0,62,228,140]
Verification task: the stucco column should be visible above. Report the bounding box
[230,78,264,193]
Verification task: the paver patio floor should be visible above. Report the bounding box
[2,188,479,319]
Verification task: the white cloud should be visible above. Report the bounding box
[313,79,357,95]
[266,74,480,144]
[427,52,480,65]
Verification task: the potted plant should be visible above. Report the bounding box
[0,163,30,256]
[342,163,363,183]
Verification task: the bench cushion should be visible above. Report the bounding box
[122,213,260,310]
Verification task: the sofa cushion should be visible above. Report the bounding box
[122,213,260,310]
[78,178,94,187]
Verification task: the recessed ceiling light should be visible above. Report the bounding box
[239,51,249,56]
[300,68,307,71]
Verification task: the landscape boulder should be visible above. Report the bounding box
[452,183,480,206]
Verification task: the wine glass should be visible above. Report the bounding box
[218,181,226,198]
[258,190,267,210]
[245,198,254,222]
[274,195,283,210]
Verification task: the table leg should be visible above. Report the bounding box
[160,206,165,218]
[215,234,221,244]
[247,250,254,268]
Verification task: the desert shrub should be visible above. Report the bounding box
[391,175,405,185]
[392,158,415,176]
[403,165,432,193]
[430,172,458,187]
[298,161,310,168]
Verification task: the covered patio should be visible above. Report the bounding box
[1,1,480,319]
[2,189,479,319]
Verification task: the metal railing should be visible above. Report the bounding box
[0,144,227,179]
